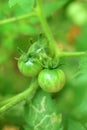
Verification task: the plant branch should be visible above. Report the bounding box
[0,11,36,25]
[0,78,38,114]
[59,51,86,57]
[36,0,60,56]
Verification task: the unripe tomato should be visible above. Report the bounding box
[38,68,66,93]
[18,55,42,77]
[66,2,87,26]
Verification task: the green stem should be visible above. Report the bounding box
[0,11,36,25]
[0,78,38,114]
[36,0,60,56]
[0,98,14,107]
[59,51,86,57]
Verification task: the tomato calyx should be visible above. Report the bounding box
[41,54,59,69]
[27,34,50,56]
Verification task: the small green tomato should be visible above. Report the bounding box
[18,55,42,77]
[38,68,66,93]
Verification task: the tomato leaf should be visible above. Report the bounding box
[23,124,34,130]
[74,53,87,75]
[8,0,35,12]
[24,89,62,130]
[17,0,35,12]
[44,0,69,17]
[68,118,86,130]
[8,0,17,7]
[71,53,87,121]
[18,23,37,35]
[72,92,87,121]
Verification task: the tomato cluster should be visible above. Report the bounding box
[18,36,66,93]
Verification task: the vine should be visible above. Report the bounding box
[0,0,86,121]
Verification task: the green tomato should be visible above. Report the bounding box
[38,68,66,93]
[18,55,42,77]
[66,2,87,26]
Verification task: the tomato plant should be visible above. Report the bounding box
[0,0,87,130]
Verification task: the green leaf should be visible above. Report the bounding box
[18,23,37,35]
[68,118,86,130]
[23,124,34,130]
[44,0,69,17]
[75,25,87,51]
[84,123,87,129]
[24,89,62,130]
[8,0,17,7]
[0,49,9,64]
[72,93,87,121]
[71,53,87,120]
[77,53,87,74]
[8,0,35,12]
[17,0,35,12]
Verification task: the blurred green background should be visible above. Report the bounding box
[0,0,87,130]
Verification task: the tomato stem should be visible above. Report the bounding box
[0,11,36,25]
[0,78,38,114]
[36,0,60,57]
[59,51,86,57]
